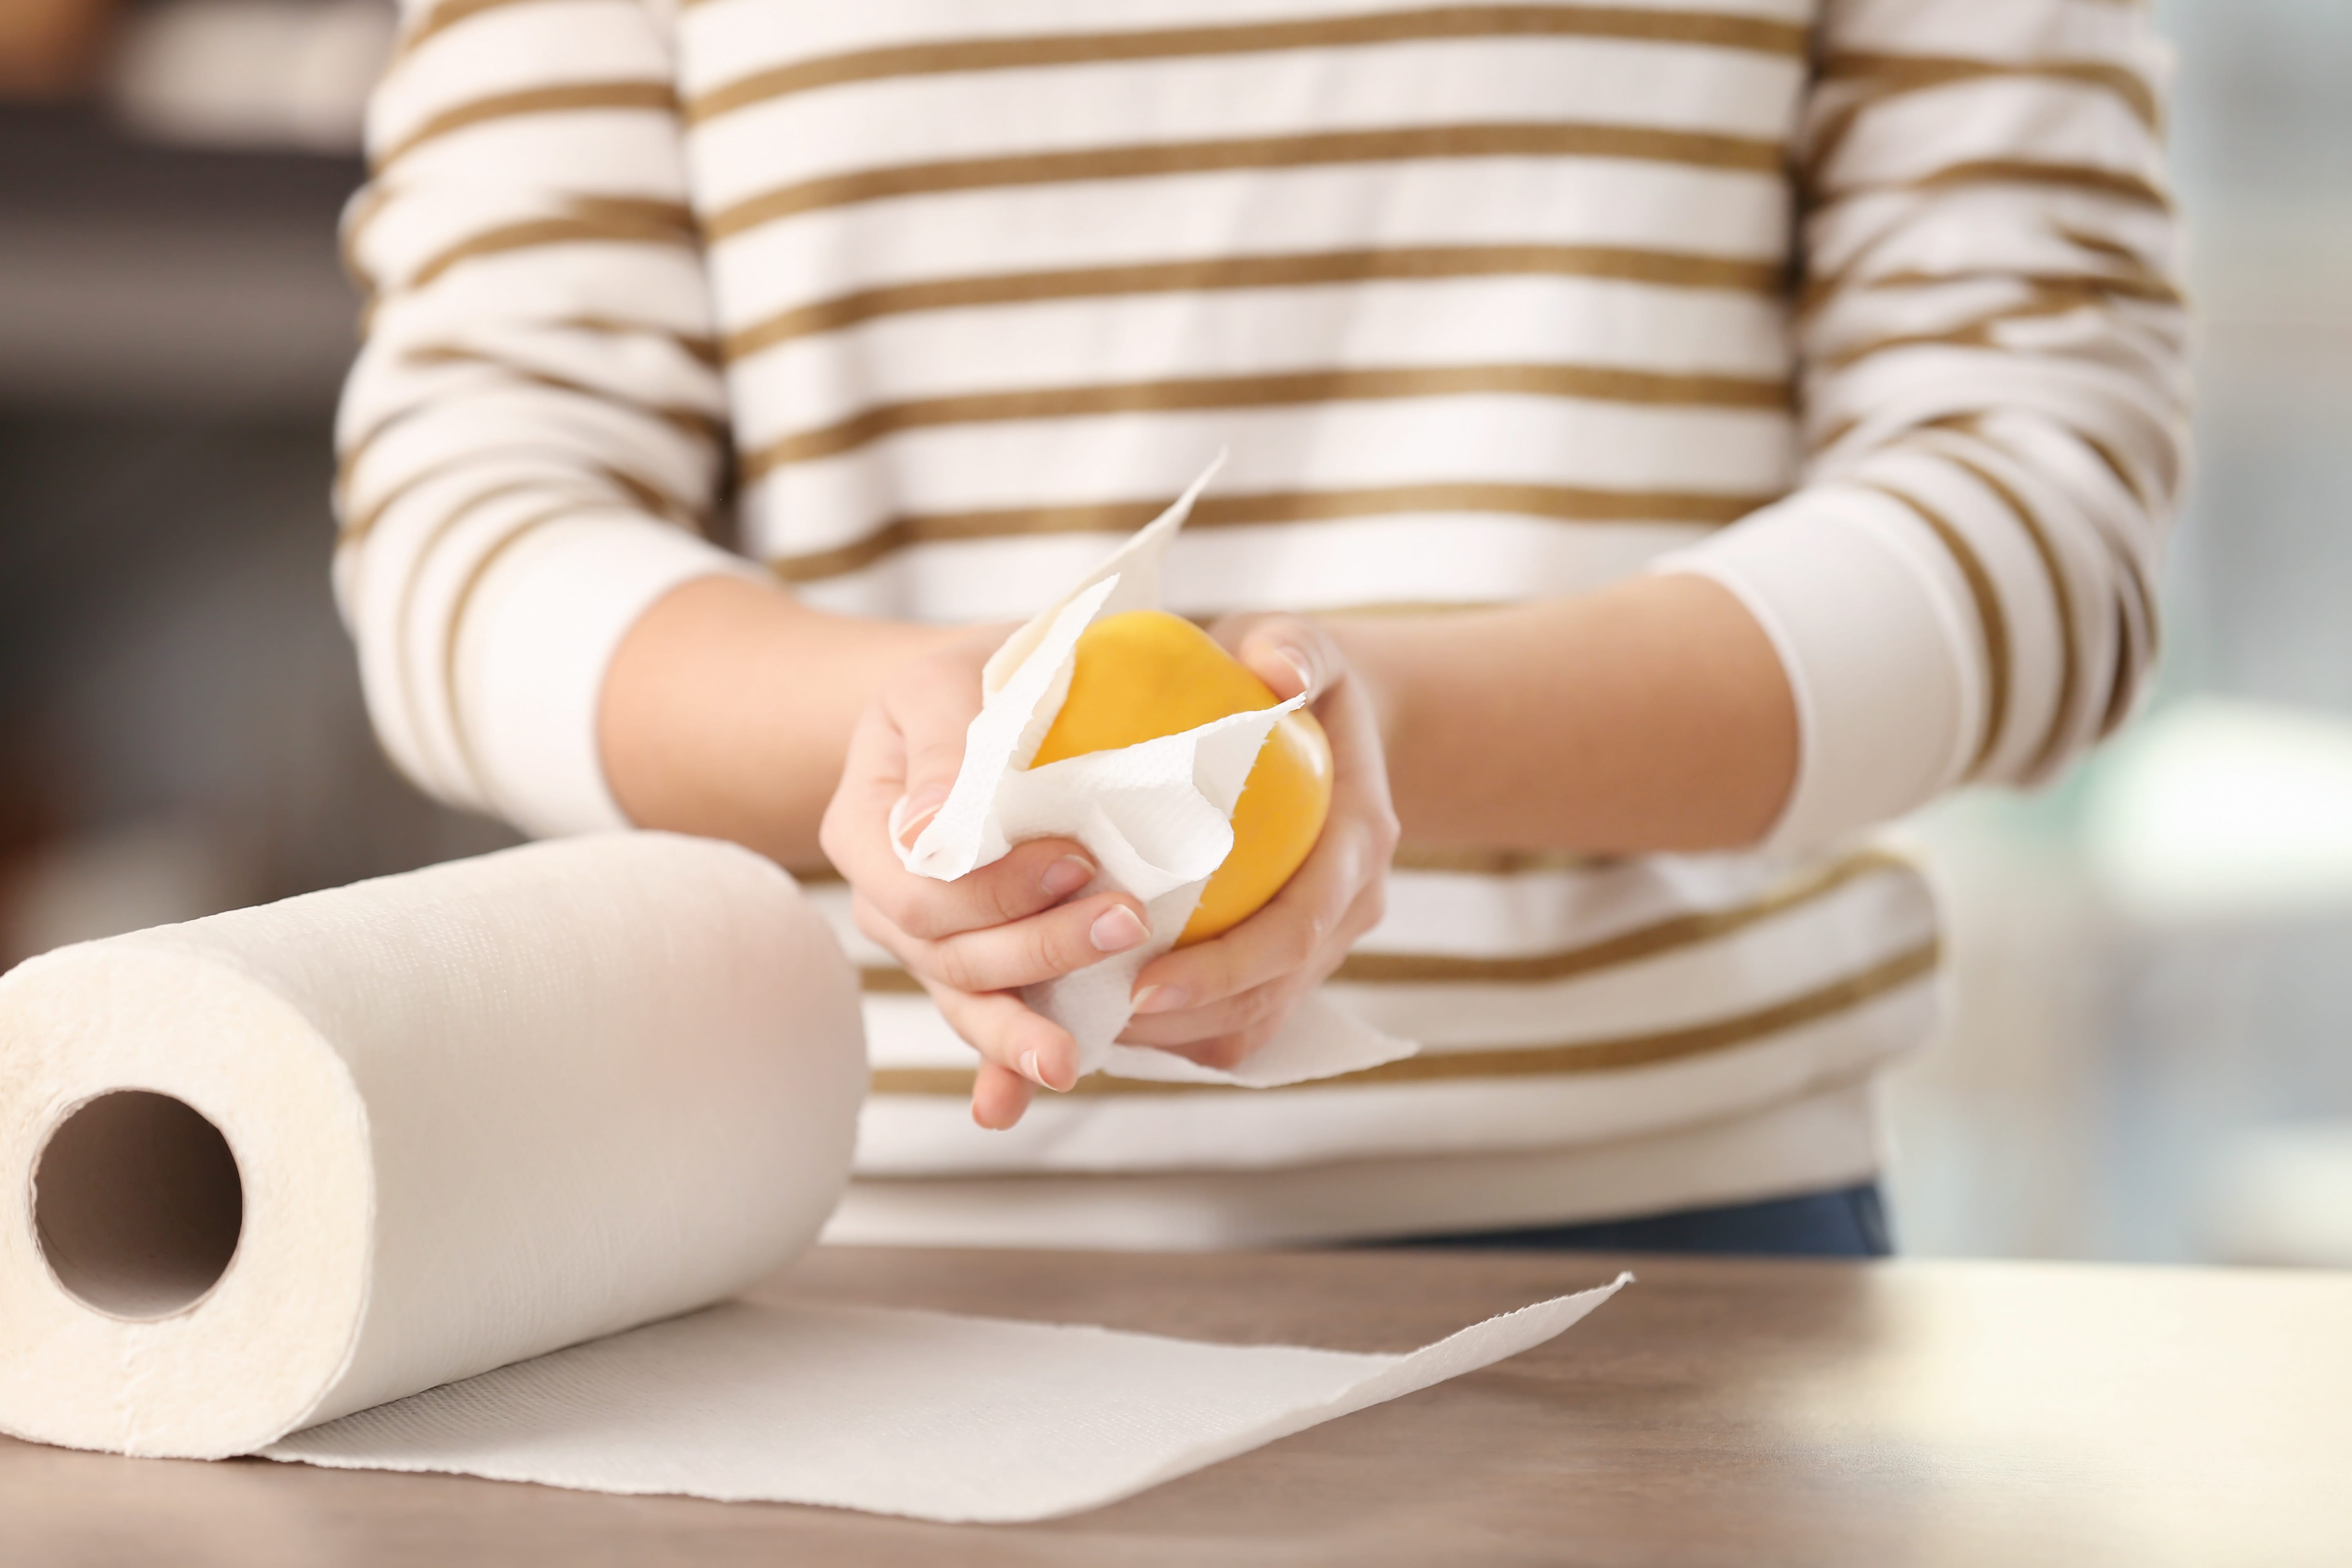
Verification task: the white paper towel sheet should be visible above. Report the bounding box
[900,459,1417,1087]
[0,833,1625,1521]
[267,1285,1626,1521]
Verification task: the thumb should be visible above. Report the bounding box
[885,662,988,851]
[1226,614,1331,704]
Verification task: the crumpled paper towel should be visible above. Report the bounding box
[898,460,1417,1087]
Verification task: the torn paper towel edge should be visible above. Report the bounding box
[262,1274,1632,1523]
[896,457,1415,1086]
[1094,1271,1633,1521]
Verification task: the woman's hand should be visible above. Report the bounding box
[818,629,1153,1132]
[1116,615,1399,1069]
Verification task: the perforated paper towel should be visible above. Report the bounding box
[267,1286,1626,1521]
[0,833,1624,1521]
[899,461,1417,1087]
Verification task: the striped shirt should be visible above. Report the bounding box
[336,0,2187,1245]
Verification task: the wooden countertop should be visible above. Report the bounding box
[6,1247,2348,1566]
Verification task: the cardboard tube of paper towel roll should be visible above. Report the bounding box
[0,833,865,1459]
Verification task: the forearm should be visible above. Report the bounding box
[599,574,968,867]
[1327,574,1797,855]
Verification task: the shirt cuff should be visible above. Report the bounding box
[1652,486,1984,854]
[453,516,760,838]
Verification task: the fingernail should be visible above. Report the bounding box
[1090,905,1148,953]
[1131,984,1190,1015]
[1276,646,1316,696]
[891,784,950,848]
[1040,855,1095,900]
[1022,1047,1073,1092]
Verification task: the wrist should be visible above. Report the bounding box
[601,573,962,865]
[1312,614,1412,761]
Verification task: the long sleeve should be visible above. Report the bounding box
[334,0,750,837]
[1659,0,2189,851]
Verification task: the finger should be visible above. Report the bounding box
[927,982,1080,1093]
[1207,612,1330,702]
[852,836,1111,943]
[884,891,1151,995]
[1130,813,1371,1009]
[1121,877,1384,1054]
[824,683,1114,942]
[970,1061,1036,1131]
[819,700,915,882]
[827,706,1106,939]
[1212,618,1395,825]
[882,657,991,849]
[1134,1021,1281,1074]
[1115,978,1289,1049]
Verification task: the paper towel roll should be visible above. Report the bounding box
[0,832,864,1459]
[0,831,1626,1520]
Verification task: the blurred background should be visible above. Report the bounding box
[2,0,2347,1266]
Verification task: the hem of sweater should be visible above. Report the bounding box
[1652,486,1977,855]
[821,1076,1885,1251]
[457,516,758,838]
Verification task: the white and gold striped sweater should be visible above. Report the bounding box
[335,0,2186,1245]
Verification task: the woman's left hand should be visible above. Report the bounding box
[1115,613,1399,1068]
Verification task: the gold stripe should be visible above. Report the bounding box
[745,363,1789,478]
[1816,53,2159,131]
[784,848,1627,886]
[393,0,559,62]
[397,345,728,445]
[2080,426,2156,510]
[1334,849,1904,983]
[339,446,560,550]
[592,462,718,541]
[1956,414,2163,744]
[391,478,586,764]
[1254,599,1512,617]
[335,427,709,544]
[686,7,1807,125]
[1864,482,2012,779]
[374,81,677,170]
[2053,224,2185,306]
[407,202,697,291]
[541,317,724,368]
[340,182,392,296]
[770,479,1771,583]
[856,847,1903,994]
[437,508,574,786]
[1792,244,2183,335]
[1933,444,2082,780]
[724,245,1785,361]
[1816,283,2120,373]
[1899,159,2169,209]
[2099,585,2145,739]
[866,940,1940,1096]
[2097,523,2160,743]
[1863,267,2182,309]
[704,123,1786,241]
[1388,844,1606,875]
[334,401,433,526]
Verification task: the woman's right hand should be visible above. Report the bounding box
[818,630,1152,1131]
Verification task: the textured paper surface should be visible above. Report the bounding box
[268,1280,1628,1521]
[0,834,864,1458]
[0,834,1623,1522]
[900,461,1417,1085]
